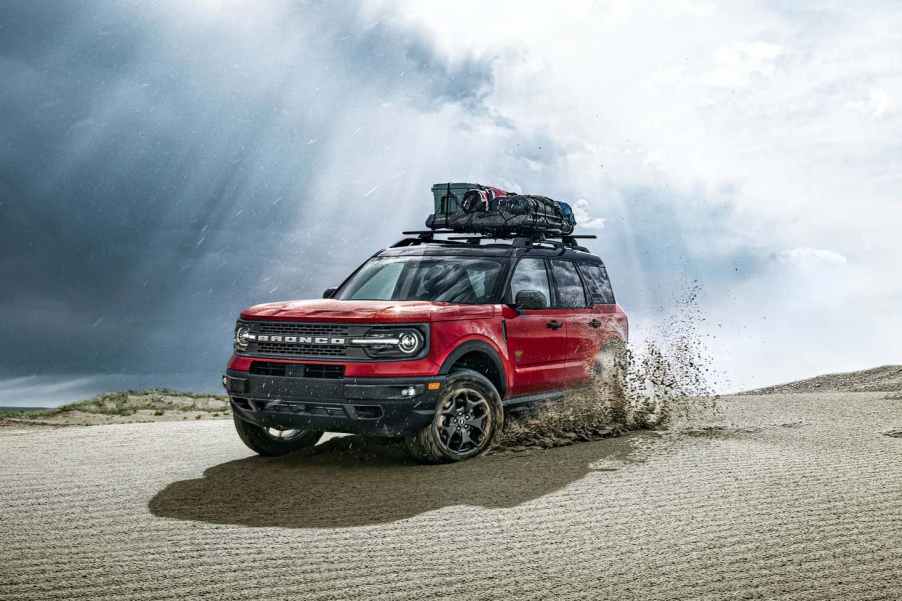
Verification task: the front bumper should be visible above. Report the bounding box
[223,370,445,436]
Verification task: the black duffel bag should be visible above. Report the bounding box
[427,190,575,236]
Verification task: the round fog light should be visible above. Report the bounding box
[398,332,421,354]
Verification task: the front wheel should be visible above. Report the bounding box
[405,369,504,464]
[232,413,323,457]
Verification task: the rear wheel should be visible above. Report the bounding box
[593,338,628,422]
[232,413,323,457]
[595,337,628,389]
[405,369,504,464]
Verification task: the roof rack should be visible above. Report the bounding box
[394,230,597,252]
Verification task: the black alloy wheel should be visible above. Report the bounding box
[405,369,504,463]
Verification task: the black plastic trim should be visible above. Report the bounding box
[438,340,507,398]
[227,370,447,436]
[503,390,565,407]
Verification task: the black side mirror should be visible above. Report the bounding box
[514,289,547,310]
[322,287,338,299]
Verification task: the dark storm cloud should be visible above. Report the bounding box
[339,11,494,109]
[0,1,494,380]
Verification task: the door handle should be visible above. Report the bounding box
[589,319,602,329]
[546,320,563,330]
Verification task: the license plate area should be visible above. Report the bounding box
[248,376,344,401]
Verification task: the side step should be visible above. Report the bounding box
[503,390,565,412]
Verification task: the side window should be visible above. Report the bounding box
[509,258,551,308]
[577,263,615,305]
[550,260,587,308]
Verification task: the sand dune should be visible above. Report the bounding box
[742,365,902,395]
[2,392,900,600]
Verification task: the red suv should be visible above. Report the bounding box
[223,232,628,462]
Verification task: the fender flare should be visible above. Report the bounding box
[439,339,508,398]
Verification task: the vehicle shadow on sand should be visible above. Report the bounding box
[148,434,645,528]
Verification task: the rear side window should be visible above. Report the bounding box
[578,263,615,304]
[509,258,551,308]
[550,260,587,307]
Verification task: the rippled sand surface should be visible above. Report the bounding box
[2,393,900,600]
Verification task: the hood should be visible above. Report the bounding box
[239,299,496,323]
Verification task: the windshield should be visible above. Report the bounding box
[337,256,505,303]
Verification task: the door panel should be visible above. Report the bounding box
[565,307,599,384]
[576,262,624,359]
[505,308,573,394]
[506,258,572,394]
[548,259,594,387]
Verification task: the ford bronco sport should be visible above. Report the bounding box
[223,231,628,463]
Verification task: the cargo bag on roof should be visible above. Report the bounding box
[427,183,576,236]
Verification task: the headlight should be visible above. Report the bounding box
[397,331,421,354]
[351,328,425,358]
[234,325,254,351]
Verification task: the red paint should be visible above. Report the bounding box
[241,299,494,323]
[231,297,628,399]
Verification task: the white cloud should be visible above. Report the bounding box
[775,247,849,267]
[849,88,896,119]
[572,199,606,230]
[706,41,785,88]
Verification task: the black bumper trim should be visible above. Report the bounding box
[224,370,446,437]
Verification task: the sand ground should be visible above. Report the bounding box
[1,392,900,600]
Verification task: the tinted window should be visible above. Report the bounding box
[345,260,404,300]
[338,257,504,304]
[577,263,615,304]
[509,258,550,308]
[550,260,587,307]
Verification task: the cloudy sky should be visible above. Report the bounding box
[2,1,901,404]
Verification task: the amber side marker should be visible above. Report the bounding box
[427,382,441,391]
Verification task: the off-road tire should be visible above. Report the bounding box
[232,413,323,457]
[405,369,504,464]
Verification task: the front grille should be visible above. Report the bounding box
[236,319,429,361]
[238,320,356,358]
[250,322,352,337]
[249,361,345,379]
[257,342,346,357]
[248,400,348,417]
[305,364,345,379]
[250,361,290,376]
